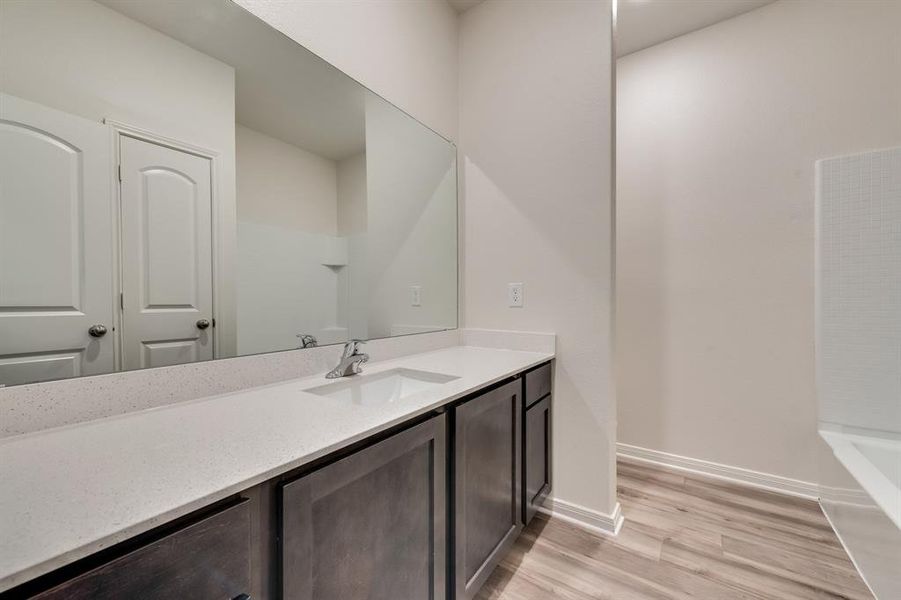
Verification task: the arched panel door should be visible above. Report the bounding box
[119,135,214,371]
[0,94,115,385]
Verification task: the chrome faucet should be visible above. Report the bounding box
[296,333,318,349]
[326,340,369,379]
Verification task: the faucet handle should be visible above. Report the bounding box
[296,333,318,349]
[343,339,366,357]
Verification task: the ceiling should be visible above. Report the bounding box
[448,0,774,57]
[617,0,775,57]
[99,0,366,161]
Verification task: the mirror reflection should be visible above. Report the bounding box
[0,0,457,387]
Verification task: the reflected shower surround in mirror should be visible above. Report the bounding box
[0,0,457,387]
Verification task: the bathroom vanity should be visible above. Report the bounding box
[0,347,554,600]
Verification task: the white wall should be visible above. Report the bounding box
[235,124,346,353]
[617,0,901,483]
[365,94,458,339]
[235,0,459,141]
[337,152,368,340]
[236,124,338,235]
[337,152,367,236]
[460,0,617,516]
[0,0,235,152]
[0,0,238,356]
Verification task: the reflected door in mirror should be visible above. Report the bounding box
[119,135,214,370]
[0,94,115,385]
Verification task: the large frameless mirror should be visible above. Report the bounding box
[0,0,458,387]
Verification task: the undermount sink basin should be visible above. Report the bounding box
[305,368,459,406]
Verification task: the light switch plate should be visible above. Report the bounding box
[411,285,422,307]
[508,283,523,307]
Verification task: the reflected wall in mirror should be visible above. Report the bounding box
[0,0,457,387]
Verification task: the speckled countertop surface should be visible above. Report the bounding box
[0,345,553,592]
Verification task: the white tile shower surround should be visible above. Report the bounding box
[817,146,901,434]
[0,339,554,592]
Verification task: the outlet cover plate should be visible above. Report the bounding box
[508,283,523,307]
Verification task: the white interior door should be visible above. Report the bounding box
[0,93,115,386]
[119,135,214,370]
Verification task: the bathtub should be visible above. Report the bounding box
[819,426,901,599]
[820,427,901,530]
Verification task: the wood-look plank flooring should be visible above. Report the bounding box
[477,459,872,600]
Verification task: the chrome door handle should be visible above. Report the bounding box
[196,318,211,330]
[88,324,108,338]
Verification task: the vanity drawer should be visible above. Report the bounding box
[33,500,252,600]
[524,362,552,408]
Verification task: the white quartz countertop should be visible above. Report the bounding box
[0,345,553,592]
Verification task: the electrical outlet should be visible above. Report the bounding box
[411,285,422,307]
[508,282,523,307]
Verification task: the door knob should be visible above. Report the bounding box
[196,318,211,330]
[88,324,108,338]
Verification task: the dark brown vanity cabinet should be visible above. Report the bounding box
[453,379,522,600]
[280,415,447,600]
[10,363,554,600]
[523,363,553,525]
[31,500,252,600]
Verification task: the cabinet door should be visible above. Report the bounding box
[281,415,447,600]
[34,500,251,600]
[454,379,522,600]
[523,394,551,525]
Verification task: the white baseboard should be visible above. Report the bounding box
[538,498,624,536]
[819,484,874,507]
[617,443,819,500]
